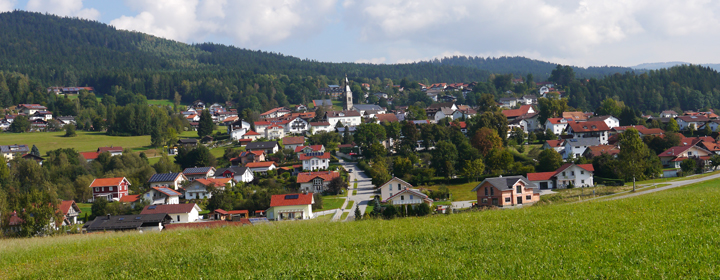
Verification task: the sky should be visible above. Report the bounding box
[1,0,720,67]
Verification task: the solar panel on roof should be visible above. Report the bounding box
[135,216,142,220]
[285,194,299,199]
[148,205,157,210]
[118,218,124,221]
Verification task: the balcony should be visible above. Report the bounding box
[391,199,424,205]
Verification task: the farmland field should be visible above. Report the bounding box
[2,178,720,278]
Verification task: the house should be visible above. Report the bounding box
[0,144,30,160]
[246,161,277,175]
[260,107,291,119]
[675,115,709,131]
[661,110,679,118]
[542,139,566,154]
[215,166,254,183]
[231,150,266,165]
[502,105,536,120]
[427,107,455,122]
[282,136,306,151]
[143,187,182,205]
[312,99,333,108]
[294,145,325,154]
[246,141,280,154]
[213,209,249,221]
[84,214,172,233]
[378,177,415,201]
[582,145,621,158]
[21,153,44,165]
[89,177,130,202]
[31,111,53,121]
[566,121,611,145]
[267,193,315,221]
[309,121,333,134]
[324,111,362,127]
[97,146,123,156]
[119,194,141,205]
[520,95,537,105]
[227,119,251,141]
[697,141,720,155]
[56,116,76,126]
[352,104,386,116]
[384,187,434,206]
[527,163,595,189]
[563,138,601,159]
[183,167,216,180]
[295,104,308,112]
[141,204,202,223]
[297,171,340,193]
[79,152,99,162]
[147,172,187,190]
[299,152,331,171]
[587,115,620,129]
[265,124,286,140]
[185,178,233,199]
[177,138,198,147]
[374,113,399,124]
[562,112,589,122]
[17,104,47,115]
[242,130,262,141]
[285,117,310,134]
[452,107,477,120]
[658,144,713,169]
[58,200,81,226]
[498,97,518,108]
[545,118,568,135]
[472,175,540,207]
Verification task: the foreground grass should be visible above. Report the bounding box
[2,179,720,278]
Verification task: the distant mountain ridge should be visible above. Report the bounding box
[632,62,720,71]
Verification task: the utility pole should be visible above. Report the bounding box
[633,176,636,192]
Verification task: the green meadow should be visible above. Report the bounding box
[1,178,719,278]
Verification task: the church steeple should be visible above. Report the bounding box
[343,74,353,111]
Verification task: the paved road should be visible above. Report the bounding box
[338,160,376,221]
[602,172,720,202]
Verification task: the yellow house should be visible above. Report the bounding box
[267,193,314,221]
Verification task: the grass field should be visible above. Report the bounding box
[76,203,92,217]
[2,178,719,278]
[314,198,344,212]
[147,99,174,106]
[340,212,349,220]
[423,181,478,201]
[346,200,354,209]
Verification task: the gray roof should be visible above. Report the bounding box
[84,214,171,232]
[0,144,29,154]
[313,99,333,106]
[427,102,455,109]
[472,175,537,192]
[440,107,455,115]
[246,141,279,150]
[216,166,250,176]
[564,137,601,146]
[178,138,198,144]
[183,167,215,175]
[352,104,384,111]
[499,97,517,102]
[148,173,183,183]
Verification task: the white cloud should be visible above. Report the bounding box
[111,0,336,47]
[342,0,720,66]
[0,0,16,12]
[26,0,100,20]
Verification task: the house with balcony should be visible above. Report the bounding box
[587,115,620,129]
[89,177,130,202]
[545,118,568,135]
[143,187,182,205]
[527,163,595,189]
[379,177,415,201]
[184,178,233,199]
[215,166,254,183]
[58,200,81,226]
[182,167,216,181]
[297,171,340,193]
[381,188,433,206]
[147,172,187,190]
[658,144,713,169]
[565,121,611,145]
[267,193,314,221]
[299,152,331,171]
[324,111,362,127]
[245,161,277,175]
[472,175,540,207]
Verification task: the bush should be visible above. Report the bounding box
[64,124,77,137]
[382,205,397,219]
[416,203,432,216]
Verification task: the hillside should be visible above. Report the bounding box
[632,62,720,71]
[1,179,719,278]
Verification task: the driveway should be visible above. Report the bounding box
[338,160,376,221]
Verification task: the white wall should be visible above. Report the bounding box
[380,178,413,201]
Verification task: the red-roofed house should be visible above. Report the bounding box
[119,194,140,204]
[566,121,611,144]
[97,146,123,156]
[309,121,333,134]
[267,193,315,221]
[89,177,130,202]
[542,139,566,153]
[260,107,291,119]
[501,105,535,119]
[658,145,713,168]
[231,150,266,166]
[299,152,331,171]
[17,104,47,115]
[282,136,306,151]
[265,124,286,140]
[245,161,277,175]
[545,118,568,135]
[582,145,620,158]
[79,151,100,162]
[294,145,325,154]
[141,203,202,223]
[213,209,249,221]
[185,178,234,199]
[526,163,595,189]
[374,113,399,124]
[297,171,340,193]
[58,200,81,225]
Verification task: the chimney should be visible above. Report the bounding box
[499,175,502,178]
[106,214,111,219]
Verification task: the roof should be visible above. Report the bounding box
[183,167,215,175]
[246,141,279,150]
[378,177,414,190]
[294,145,324,153]
[526,172,556,181]
[555,163,595,174]
[568,121,611,133]
[84,214,171,231]
[659,145,701,157]
[312,100,333,107]
[148,172,184,183]
[243,130,260,136]
[282,136,305,145]
[637,128,664,135]
[381,188,433,204]
[676,115,710,122]
[662,110,678,115]
[613,125,647,132]
[298,152,331,160]
[502,105,534,118]
[586,115,617,122]
[245,161,277,168]
[119,195,140,203]
[193,178,233,187]
[544,140,564,147]
[296,171,340,183]
[326,111,361,118]
[562,112,589,121]
[240,150,265,157]
[150,186,182,197]
[375,113,398,123]
[583,145,620,157]
[97,146,123,153]
[0,144,29,154]
[565,137,601,146]
[471,175,537,192]
[59,200,80,215]
[18,104,47,110]
[140,204,200,215]
[352,104,384,111]
[89,177,127,188]
[260,107,290,116]
[309,121,331,126]
[215,166,250,176]
[269,193,314,207]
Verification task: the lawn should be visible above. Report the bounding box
[147,99,174,106]
[0,131,151,153]
[2,178,720,278]
[423,181,479,201]
[340,212,349,220]
[314,198,344,212]
[346,200,354,210]
[76,203,92,217]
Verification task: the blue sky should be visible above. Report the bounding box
[2,0,720,67]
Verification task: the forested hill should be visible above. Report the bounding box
[429,56,634,80]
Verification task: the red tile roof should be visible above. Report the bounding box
[89,177,127,188]
[562,112,589,121]
[151,186,182,196]
[260,107,290,116]
[526,172,556,181]
[244,130,260,136]
[227,210,249,215]
[546,118,565,124]
[194,178,232,187]
[140,203,199,215]
[501,105,534,118]
[545,140,564,147]
[245,161,276,168]
[375,113,398,123]
[80,152,100,160]
[568,121,611,133]
[298,152,331,160]
[294,145,324,153]
[97,146,123,153]
[309,122,331,126]
[58,200,79,215]
[270,193,314,207]
[119,195,140,203]
[584,145,620,157]
[282,136,305,145]
[296,171,340,183]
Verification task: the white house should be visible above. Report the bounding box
[379,177,415,201]
[309,122,333,134]
[382,188,433,206]
[566,121,611,145]
[265,124,286,140]
[282,136,306,151]
[184,178,233,200]
[245,141,280,154]
[285,117,310,134]
[260,107,291,119]
[660,110,679,118]
[245,161,277,175]
[675,115,709,131]
[527,163,595,189]
[299,152,331,171]
[499,97,518,108]
[182,167,216,181]
[296,171,340,193]
[267,193,315,221]
[143,187,182,205]
[324,111,362,127]
[215,166,254,183]
[147,172,187,190]
[587,115,620,129]
[140,204,202,223]
[545,118,568,135]
[563,138,601,159]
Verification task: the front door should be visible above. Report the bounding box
[517,196,523,204]
[492,198,498,206]
[540,182,548,190]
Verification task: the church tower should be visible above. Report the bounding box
[343,74,353,111]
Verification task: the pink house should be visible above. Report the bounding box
[89,177,130,202]
[472,175,539,207]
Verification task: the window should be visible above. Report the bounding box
[571,171,575,176]
[400,195,404,200]
[109,186,113,191]
[504,197,511,203]
[484,187,488,196]
[581,180,585,184]
[101,187,104,192]
[389,185,393,191]
[389,193,392,197]
[581,171,584,175]
[482,198,488,204]
[526,195,531,200]
[562,172,566,176]
[516,185,522,194]
[490,188,494,196]
[177,215,180,222]
[410,195,414,200]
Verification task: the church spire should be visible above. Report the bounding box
[344,74,353,111]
